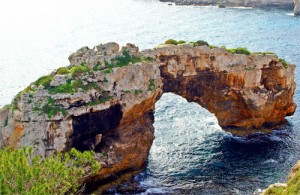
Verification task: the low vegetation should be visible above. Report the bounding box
[253,51,275,56]
[189,40,209,46]
[33,98,67,118]
[164,39,186,45]
[148,79,155,91]
[225,47,251,55]
[264,166,300,195]
[48,80,98,95]
[279,58,288,68]
[0,147,101,194]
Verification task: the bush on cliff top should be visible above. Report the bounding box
[190,40,209,46]
[164,39,186,45]
[226,47,251,55]
[104,50,153,69]
[0,147,101,194]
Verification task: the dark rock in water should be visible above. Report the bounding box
[116,180,146,194]
[219,4,226,8]
[168,3,173,6]
[159,0,295,9]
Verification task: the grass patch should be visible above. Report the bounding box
[33,98,67,119]
[148,79,155,91]
[56,67,70,75]
[33,75,53,88]
[0,147,100,194]
[279,58,288,68]
[48,80,97,95]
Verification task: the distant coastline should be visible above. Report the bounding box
[160,0,295,9]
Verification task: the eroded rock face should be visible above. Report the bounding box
[0,42,296,184]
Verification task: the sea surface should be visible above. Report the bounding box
[0,0,300,194]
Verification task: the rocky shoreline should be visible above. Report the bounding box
[161,0,299,15]
[0,41,296,189]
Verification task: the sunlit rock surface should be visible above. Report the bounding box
[0,42,296,183]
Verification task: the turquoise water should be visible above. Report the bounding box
[0,0,300,194]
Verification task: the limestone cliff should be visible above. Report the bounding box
[0,42,296,183]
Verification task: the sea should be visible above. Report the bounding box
[0,0,299,194]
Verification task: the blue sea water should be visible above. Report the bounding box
[0,0,300,194]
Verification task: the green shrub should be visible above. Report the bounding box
[192,40,209,46]
[70,64,90,77]
[48,81,74,94]
[40,98,67,118]
[177,40,186,44]
[226,47,251,55]
[165,39,178,45]
[0,147,100,194]
[56,67,70,75]
[103,50,153,70]
[33,75,53,88]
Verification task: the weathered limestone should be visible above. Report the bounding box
[0,42,296,183]
[295,0,299,16]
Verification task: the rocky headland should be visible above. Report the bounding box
[0,41,296,187]
[161,0,300,16]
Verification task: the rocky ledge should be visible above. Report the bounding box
[0,41,296,185]
[161,0,300,16]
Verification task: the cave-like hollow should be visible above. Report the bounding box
[70,104,123,152]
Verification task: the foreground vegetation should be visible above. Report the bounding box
[0,147,100,194]
[264,165,300,195]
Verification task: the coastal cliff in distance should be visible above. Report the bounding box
[0,41,296,184]
[161,0,300,15]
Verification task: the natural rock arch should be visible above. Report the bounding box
[0,42,296,183]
